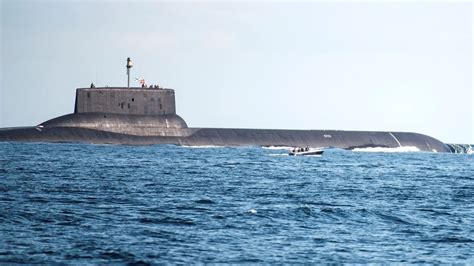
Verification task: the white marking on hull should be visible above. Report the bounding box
[389,132,402,147]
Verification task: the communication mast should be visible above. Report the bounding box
[126,57,133,88]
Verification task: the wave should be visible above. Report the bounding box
[262,146,294,150]
[466,145,473,154]
[180,145,224,149]
[268,153,289,157]
[352,146,420,153]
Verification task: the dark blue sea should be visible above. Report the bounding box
[0,142,473,264]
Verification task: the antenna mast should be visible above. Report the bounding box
[126,57,133,88]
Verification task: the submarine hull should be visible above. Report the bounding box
[0,125,451,152]
[0,86,453,152]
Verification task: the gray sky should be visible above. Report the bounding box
[1,1,472,143]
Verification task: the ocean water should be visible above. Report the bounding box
[0,142,473,264]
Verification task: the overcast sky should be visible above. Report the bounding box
[1,1,472,143]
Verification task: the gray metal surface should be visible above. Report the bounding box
[40,113,190,137]
[75,87,176,115]
[0,86,453,152]
[0,126,451,152]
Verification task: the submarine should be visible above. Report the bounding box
[0,58,461,153]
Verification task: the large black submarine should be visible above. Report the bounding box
[0,59,463,153]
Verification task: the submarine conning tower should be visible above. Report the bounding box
[74,87,177,116]
[41,86,191,137]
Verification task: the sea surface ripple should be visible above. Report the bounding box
[0,142,473,263]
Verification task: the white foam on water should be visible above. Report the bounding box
[467,147,473,155]
[269,153,289,157]
[180,145,223,149]
[262,146,294,150]
[352,146,421,153]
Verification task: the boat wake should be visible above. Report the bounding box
[262,146,295,150]
[268,153,289,157]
